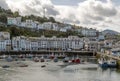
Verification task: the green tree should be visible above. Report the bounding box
[49,17,55,23]
[0,14,7,23]
[13,11,19,17]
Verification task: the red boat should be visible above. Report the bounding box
[50,54,54,59]
[72,59,75,63]
[75,58,80,63]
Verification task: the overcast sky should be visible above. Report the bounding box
[0,0,120,32]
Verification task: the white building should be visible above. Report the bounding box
[60,28,67,32]
[52,23,59,31]
[38,24,44,30]
[0,32,11,51]
[12,36,84,51]
[104,40,113,48]
[25,20,34,28]
[12,36,31,51]
[42,22,53,30]
[81,28,98,37]
[7,17,21,26]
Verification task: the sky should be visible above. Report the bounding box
[0,0,120,32]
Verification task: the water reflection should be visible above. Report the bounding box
[0,61,120,81]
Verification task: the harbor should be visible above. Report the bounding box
[0,59,120,81]
[0,0,120,81]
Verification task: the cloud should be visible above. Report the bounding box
[0,0,9,9]
[3,0,120,32]
[6,0,59,16]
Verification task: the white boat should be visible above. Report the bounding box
[98,58,108,68]
[63,56,69,63]
[40,56,45,62]
[34,57,39,62]
[107,59,117,68]
[6,56,13,62]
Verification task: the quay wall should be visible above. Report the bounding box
[0,50,95,56]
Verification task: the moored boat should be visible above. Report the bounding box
[50,53,54,59]
[2,65,10,68]
[98,58,108,68]
[63,56,69,63]
[34,57,39,62]
[19,64,28,67]
[40,56,45,62]
[53,57,58,62]
[6,56,13,62]
[75,58,80,64]
[107,59,117,68]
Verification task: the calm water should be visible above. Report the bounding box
[0,61,120,81]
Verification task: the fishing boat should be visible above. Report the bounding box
[63,56,69,63]
[75,58,80,64]
[40,56,45,62]
[34,57,39,62]
[53,57,58,62]
[6,56,13,62]
[2,65,10,68]
[50,53,54,59]
[71,57,75,63]
[98,58,108,68]
[107,59,117,68]
[19,64,28,67]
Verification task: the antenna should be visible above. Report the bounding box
[43,7,46,18]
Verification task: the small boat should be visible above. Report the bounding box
[40,56,45,62]
[27,54,33,59]
[98,58,108,68]
[75,56,80,64]
[19,54,24,58]
[19,64,28,67]
[107,59,117,68]
[41,65,46,68]
[2,65,10,68]
[53,57,58,62]
[14,58,18,61]
[6,56,13,62]
[63,56,69,63]
[70,57,75,63]
[50,54,54,59]
[34,57,39,62]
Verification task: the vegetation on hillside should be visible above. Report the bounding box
[0,7,84,38]
[0,25,83,38]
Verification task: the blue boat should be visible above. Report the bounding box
[53,57,58,62]
[98,58,108,68]
[107,60,117,68]
[6,56,13,62]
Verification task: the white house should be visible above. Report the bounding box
[60,28,67,32]
[42,22,52,30]
[52,23,59,31]
[81,28,97,37]
[38,24,44,30]
[7,17,21,26]
[104,40,113,48]
[12,36,31,51]
[0,32,11,51]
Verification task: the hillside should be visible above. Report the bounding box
[0,25,83,38]
[102,29,119,35]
